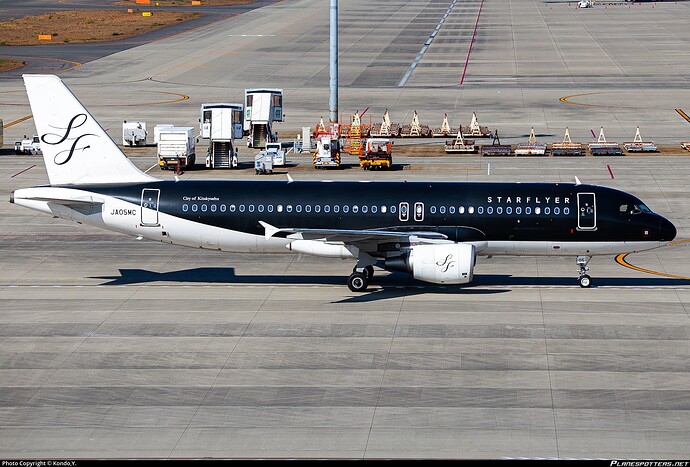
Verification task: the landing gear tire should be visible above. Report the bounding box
[354,265,375,280]
[578,274,592,288]
[347,272,369,292]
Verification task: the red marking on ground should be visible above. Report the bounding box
[11,165,36,178]
[607,164,615,179]
[459,0,486,85]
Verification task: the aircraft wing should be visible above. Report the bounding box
[259,221,449,246]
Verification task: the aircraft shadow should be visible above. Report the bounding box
[91,268,690,302]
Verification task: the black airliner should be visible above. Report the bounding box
[10,75,677,291]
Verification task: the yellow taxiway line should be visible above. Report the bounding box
[615,239,690,280]
[2,115,33,128]
[675,108,690,124]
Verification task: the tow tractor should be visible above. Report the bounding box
[360,138,392,170]
[254,142,286,175]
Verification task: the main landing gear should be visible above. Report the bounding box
[577,256,592,288]
[348,265,374,292]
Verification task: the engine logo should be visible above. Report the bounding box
[436,254,456,273]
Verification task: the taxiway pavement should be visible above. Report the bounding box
[1,0,690,459]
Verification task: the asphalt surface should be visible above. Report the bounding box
[1,0,690,459]
[0,0,280,75]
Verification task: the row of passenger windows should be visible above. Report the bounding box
[181,203,570,216]
[182,204,394,214]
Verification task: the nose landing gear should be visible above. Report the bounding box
[577,256,592,288]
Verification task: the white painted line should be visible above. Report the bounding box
[398,0,458,86]
[144,164,157,174]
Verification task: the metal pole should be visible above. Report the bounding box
[329,0,338,124]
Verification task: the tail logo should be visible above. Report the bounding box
[41,113,98,166]
[436,254,456,273]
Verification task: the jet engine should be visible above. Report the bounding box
[385,243,476,284]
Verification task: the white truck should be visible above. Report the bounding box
[157,127,196,170]
[153,124,174,144]
[200,103,243,169]
[313,135,341,169]
[244,88,284,149]
[14,135,41,155]
[122,121,147,146]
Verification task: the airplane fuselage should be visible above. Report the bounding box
[13,180,676,259]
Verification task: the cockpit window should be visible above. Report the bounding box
[620,204,647,215]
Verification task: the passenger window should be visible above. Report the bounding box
[286,205,293,212]
[268,205,274,212]
[430,206,436,214]
[239,205,245,212]
[439,206,446,214]
[201,204,207,212]
[390,205,397,214]
[371,206,377,214]
[468,207,474,214]
[305,205,311,213]
[449,206,455,214]
[497,207,502,215]
[258,205,264,212]
[477,207,484,214]
[183,204,188,212]
[362,205,368,213]
[526,207,532,215]
[515,207,521,215]
[192,204,198,212]
[230,204,236,212]
[211,204,217,212]
[334,205,340,213]
[535,207,541,215]
[487,207,493,214]
[381,206,386,213]
[544,207,550,215]
[249,205,255,213]
[353,205,359,213]
[554,207,559,215]
[277,205,283,212]
[564,207,570,215]
[324,205,330,213]
[220,204,226,212]
[343,205,349,213]
[315,205,321,213]
[459,206,465,214]
[296,205,302,213]
[506,207,512,215]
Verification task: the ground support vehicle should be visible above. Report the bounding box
[360,138,392,170]
[589,127,623,156]
[623,127,657,153]
[157,127,196,170]
[551,128,583,156]
[515,127,547,156]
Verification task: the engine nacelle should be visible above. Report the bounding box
[386,243,475,284]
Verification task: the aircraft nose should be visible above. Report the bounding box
[659,217,676,241]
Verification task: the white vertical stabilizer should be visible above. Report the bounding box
[23,74,156,185]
